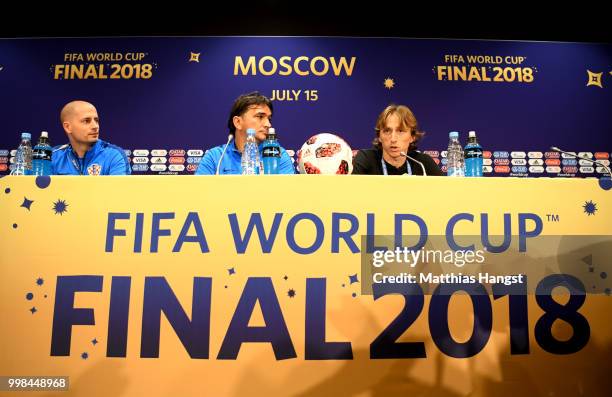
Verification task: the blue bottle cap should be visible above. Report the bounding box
[449,131,459,139]
[21,132,31,140]
[246,128,256,136]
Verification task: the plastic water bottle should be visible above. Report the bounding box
[464,130,483,177]
[241,128,261,175]
[446,131,465,177]
[10,132,33,175]
[262,128,281,174]
[32,131,53,176]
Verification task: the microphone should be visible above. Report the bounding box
[216,134,234,175]
[401,151,427,176]
[550,147,611,179]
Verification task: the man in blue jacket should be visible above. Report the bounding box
[52,101,130,175]
[195,92,295,175]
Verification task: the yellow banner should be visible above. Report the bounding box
[1,175,611,396]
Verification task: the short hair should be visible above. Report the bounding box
[372,104,424,151]
[227,92,273,135]
[60,100,95,123]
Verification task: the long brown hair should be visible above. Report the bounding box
[372,104,424,152]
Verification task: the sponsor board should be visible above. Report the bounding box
[545,159,561,166]
[131,164,149,172]
[545,152,560,159]
[169,157,186,164]
[169,164,185,172]
[132,157,149,164]
[493,151,509,158]
[169,149,186,157]
[151,157,167,164]
[493,158,509,166]
[511,166,528,173]
[150,164,167,172]
[133,149,149,157]
[187,149,204,157]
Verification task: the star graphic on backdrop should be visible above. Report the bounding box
[383,77,395,89]
[287,289,296,298]
[586,70,603,88]
[349,274,359,284]
[81,352,88,360]
[228,267,235,275]
[52,199,69,215]
[92,338,98,346]
[30,307,37,314]
[283,275,288,281]
[189,52,201,62]
[583,200,597,216]
[36,278,44,286]
[21,197,34,210]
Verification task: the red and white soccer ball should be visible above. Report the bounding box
[297,133,353,174]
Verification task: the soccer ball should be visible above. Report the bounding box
[297,133,353,174]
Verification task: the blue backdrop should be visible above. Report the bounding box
[1,37,610,176]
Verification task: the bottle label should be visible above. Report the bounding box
[262,147,281,157]
[447,167,465,177]
[465,148,483,159]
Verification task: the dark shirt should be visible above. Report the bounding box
[352,148,444,176]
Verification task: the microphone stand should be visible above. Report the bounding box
[400,151,427,176]
[216,135,234,175]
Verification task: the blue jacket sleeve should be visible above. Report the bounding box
[195,150,218,175]
[278,148,296,175]
[108,150,131,175]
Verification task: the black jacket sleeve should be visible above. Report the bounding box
[352,149,374,174]
[419,153,444,176]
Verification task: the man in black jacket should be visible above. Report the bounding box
[352,104,443,176]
